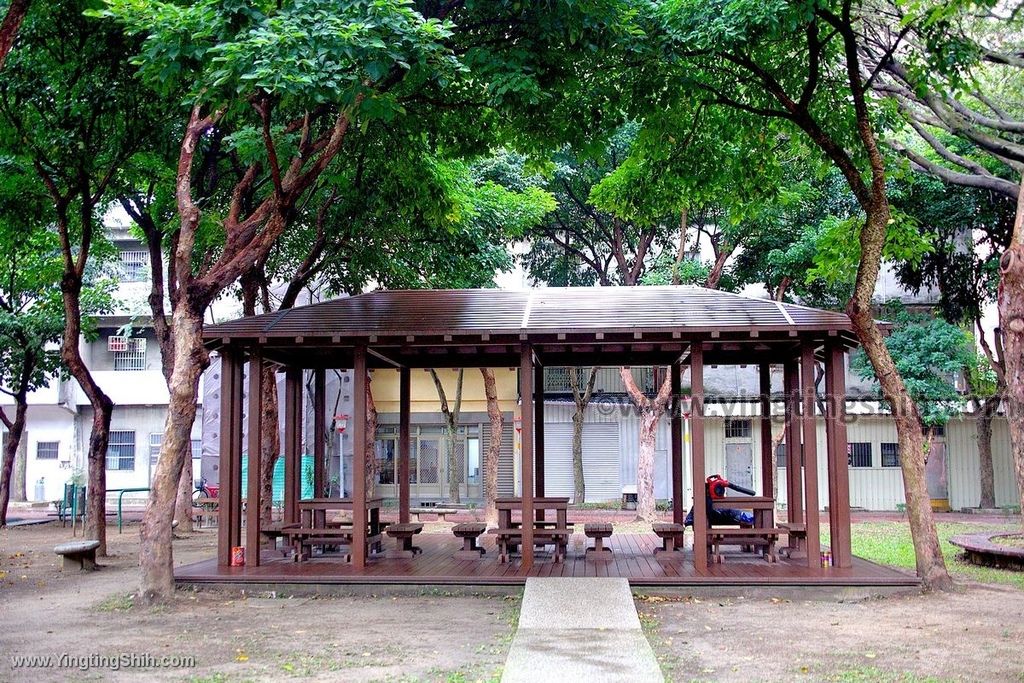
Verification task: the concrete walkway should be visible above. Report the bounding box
[502,577,663,682]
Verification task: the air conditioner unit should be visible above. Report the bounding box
[108,336,128,352]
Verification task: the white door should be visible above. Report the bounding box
[725,443,754,492]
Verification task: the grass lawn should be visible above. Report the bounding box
[843,520,1024,589]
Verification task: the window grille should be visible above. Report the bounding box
[107,431,136,471]
[848,442,872,468]
[112,337,147,371]
[881,443,900,468]
[149,433,162,467]
[119,250,149,282]
[36,441,60,460]
[724,419,752,439]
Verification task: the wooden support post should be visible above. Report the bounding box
[352,345,368,567]
[800,345,821,568]
[759,364,774,497]
[671,361,684,525]
[399,366,411,525]
[284,368,302,525]
[690,343,708,573]
[534,362,545,521]
[519,344,535,568]
[783,359,803,527]
[245,353,264,567]
[313,368,326,497]
[217,350,243,566]
[825,343,853,568]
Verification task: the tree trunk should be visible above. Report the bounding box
[430,369,463,504]
[11,424,27,502]
[569,366,597,504]
[620,368,672,522]
[0,0,30,71]
[849,207,951,589]
[572,409,586,505]
[635,407,659,522]
[705,246,733,290]
[976,397,999,509]
[174,455,193,531]
[998,175,1024,527]
[0,400,27,526]
[60,265,115,555]
[480,368,502,528]
[259,363,280,528]
[672,207,688,286]
[138,305,208,605]
[84,398,113,555]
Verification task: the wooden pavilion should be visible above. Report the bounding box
[184,286,913,587]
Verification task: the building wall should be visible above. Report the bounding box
[946,416,1018,510]
[538,401,1018,511]
[372,367,519,415]
[20,405,78,502]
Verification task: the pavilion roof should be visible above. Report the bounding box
[203,286,864,368]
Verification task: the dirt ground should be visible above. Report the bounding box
[4,516,1024,682]
[637,587,1024,682]
[0,523,517,682]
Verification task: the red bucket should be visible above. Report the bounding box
[231,546,245,567]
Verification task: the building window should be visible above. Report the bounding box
[119,250,149,282]
[467,437,481,485]
[881,442,899,468]
[191,439,202,460]
[927,424,945,438]
[107,431,136,471]
[545,367,571,392]
[111,336,147,371]
[725,419,752,439]
[149,433,162,467]
[775,442,786,468]
[36,441,59,460]
[848,442,872,468]
[376,437,396,485]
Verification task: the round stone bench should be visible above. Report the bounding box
[54,540,100,571]
[584,523,614,561]
[385,523,424,559]
[949,532,1024,571]
[452,522,487,560]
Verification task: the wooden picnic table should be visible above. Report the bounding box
[708,495,781,563]
[491,497,572,562]
[287,498,386,562]
[298,497,385,536]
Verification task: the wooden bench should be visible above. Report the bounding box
[285,527,355,562]
[285,527,383,562]
[452,522,487,560]
[584,523,613,561]
[54,540,100,571]
[410,507,464,521]
[385,523,424,559]
[489,528,572,563]
[652,523,686,557]
[778,522,806,558]
[708,527,782,563]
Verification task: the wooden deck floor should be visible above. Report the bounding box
[175,533,918,587]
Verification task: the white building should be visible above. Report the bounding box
[1,222,220,504]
